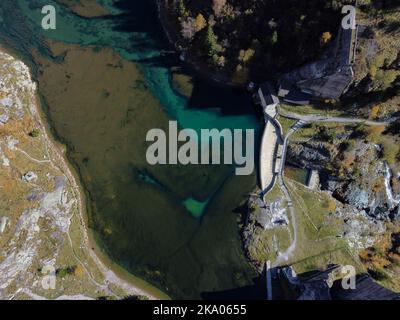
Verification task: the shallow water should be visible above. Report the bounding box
[0,0,261,298]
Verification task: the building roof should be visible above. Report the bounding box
[283,88,312,105]
[331,274,400,300]
[278,79,292,91]
[278,79,293,97]
[258,82,279,107]
[280,265,400,300]
[297,67,353,99]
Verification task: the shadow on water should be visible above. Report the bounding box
[201,277,266,300]
[188,79,255,116]
[111,0,168,52]
[110,0,257,118]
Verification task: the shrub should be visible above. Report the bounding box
[56,265,77,278]
[212,0,226,17]
[29,129,40,138]
[238,48,255,65]
[365,125,385,143]
[381,136,399,165]
[194,14,207,32]
[181,17,197,41]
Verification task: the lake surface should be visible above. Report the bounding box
[0,0,261,298]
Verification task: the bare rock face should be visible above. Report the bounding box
[242,195,290,272]
[334,203,386,250]
[287,142,333,170]
[342,184,370,209]
[289,136,394,218]
[22,171,38,183]
[333,144,394,218]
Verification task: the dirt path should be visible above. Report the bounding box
[271,121,306,267]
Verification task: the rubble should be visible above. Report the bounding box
[0,217,9,234]
[22,171,38,183]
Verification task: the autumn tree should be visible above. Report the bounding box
[181,17,196,40]
[195,14,207,32]
[271,30,278,45]
[212,0,226,17]
[381,136,400,165]
[320,31,332,44]
[215,55,226,67]
[322,195,337,212]
[205,25,219,57]
[177,0,187,18]
[370,105,380,119]
[365,125,386,143]
[238,48,255,65]
[342,152,356,170]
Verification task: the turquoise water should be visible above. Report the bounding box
[182,197,210,219]
[17,0,258,132]
[0,0,261,298]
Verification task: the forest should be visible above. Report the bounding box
[162,0,398,83]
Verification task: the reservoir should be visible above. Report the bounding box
[0,0,261,298]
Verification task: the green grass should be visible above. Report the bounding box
[292,246,365,275]
[277,116,297,135]
[279,103,344,118]
[290,122,357,143]
[264,183,284,202]
[283,178,363,273]
[247,225,292,264]
[287,180,342,240]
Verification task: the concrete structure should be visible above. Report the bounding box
[307,170,320,190]
[276,144,284,159]
[256,83,283,194]
[274,158,282,174]
[277,80,291,98]
[257,82,279,118]
[260,120,279,191]
[281,89,311,105]
[278,79,311,105]
[280,24,359,101]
